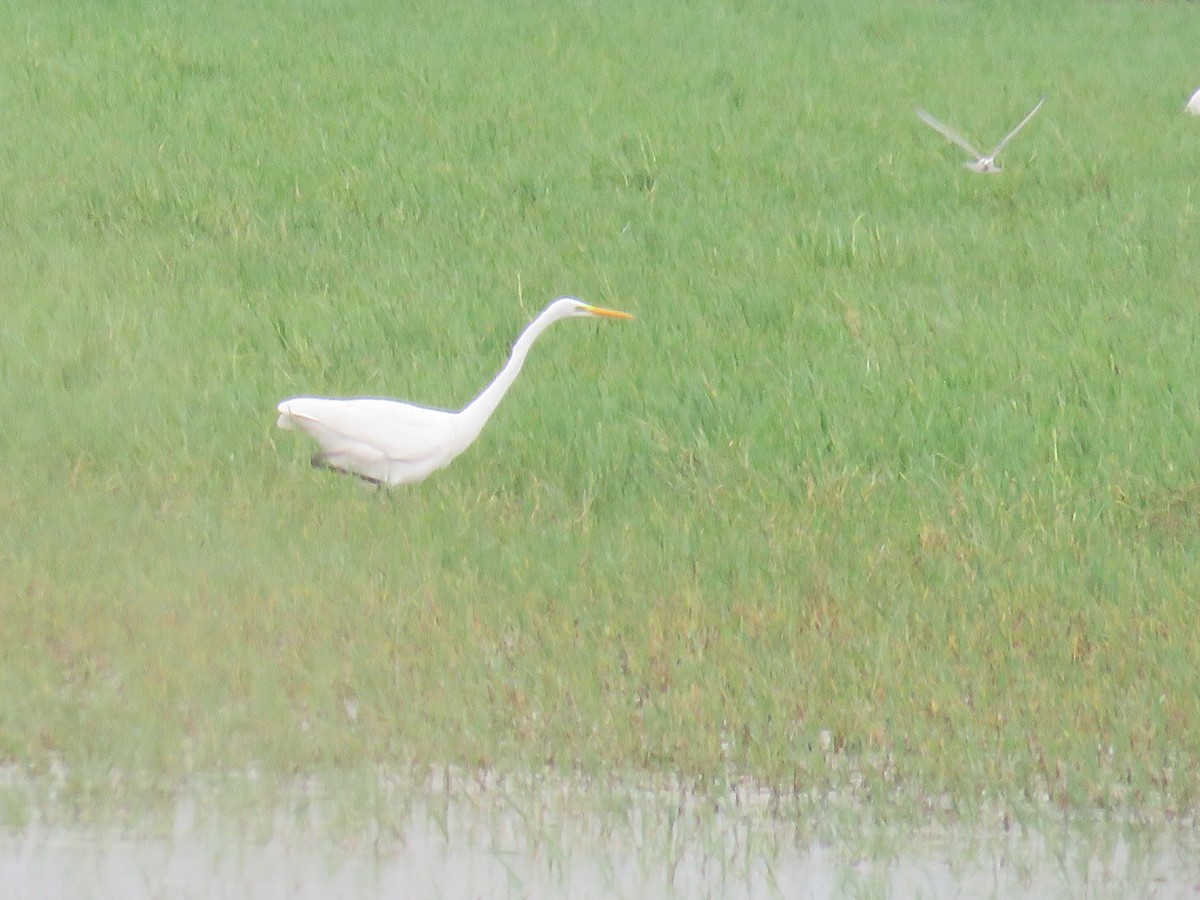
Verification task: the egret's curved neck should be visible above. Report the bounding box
[457,308,562,437]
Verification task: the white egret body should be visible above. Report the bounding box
[1187,87,1200,115]
[275,298,633,486]
[916,98,1045,173]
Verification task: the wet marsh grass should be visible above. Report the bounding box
[2,0,1200,820]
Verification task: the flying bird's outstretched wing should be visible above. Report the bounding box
[988,97,1045,157]
[915,108,983,160]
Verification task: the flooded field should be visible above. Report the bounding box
[2,770,1196,898]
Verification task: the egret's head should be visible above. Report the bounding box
[551,297,635,321]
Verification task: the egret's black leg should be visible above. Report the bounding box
[311,451,383,487]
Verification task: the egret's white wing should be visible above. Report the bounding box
[277,397,459,470]
[988,97,1045,156]
[916,108,984,160]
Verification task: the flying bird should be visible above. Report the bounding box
[276,297,634,486]
[916,98,1045,173]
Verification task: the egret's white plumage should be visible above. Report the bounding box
[916,98,1045,173]
[1187,87,1200,115]
[276,297,633,486]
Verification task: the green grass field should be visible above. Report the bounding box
[2,0,1200,817]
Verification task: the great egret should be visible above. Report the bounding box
[1187,87,1200,115]
[916,98,1045,173]
[276,297,634,486]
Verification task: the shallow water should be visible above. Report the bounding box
[1,773,1197,899]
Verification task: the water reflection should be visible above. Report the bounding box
[1,772,1196,898]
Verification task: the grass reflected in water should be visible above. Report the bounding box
[1,768,1197,898]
